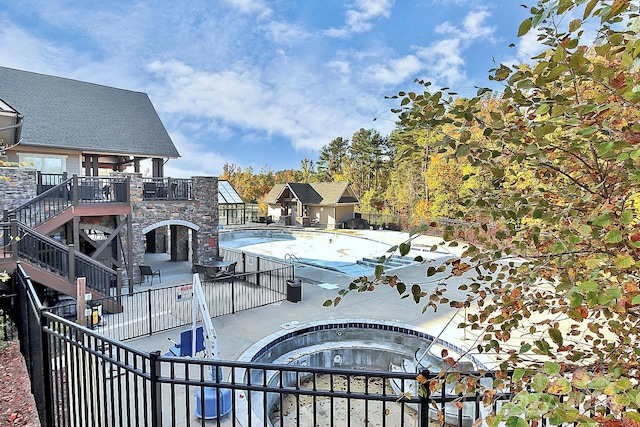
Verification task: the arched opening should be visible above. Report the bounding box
[142,220,200,262]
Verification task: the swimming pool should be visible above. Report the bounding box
[219,229,439,276]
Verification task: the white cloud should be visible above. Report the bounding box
[221,0,272,18]
[435,8,495,41]
[0,22,70,75]
[325,0,394,38]
[262,21,311,45]
[366,55,423,86]
[163,131,233,178]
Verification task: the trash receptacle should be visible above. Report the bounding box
[286,279,302,303]
[86,301,103,329]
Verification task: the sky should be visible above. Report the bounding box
[0,0,539,178]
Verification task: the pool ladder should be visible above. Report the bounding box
[284,253,299,264]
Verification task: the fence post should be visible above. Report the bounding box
[68,244,75,283]
[419,369,430,427]
[116,268,123,303]
[149,351,163,427]
[10,218,18,260]
[125,175,131,205]
[148,288,153,336]
[72,174,78,206]
[39,311,54,427]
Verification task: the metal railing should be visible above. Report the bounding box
[9,174,130,229]
[2,220,118,295]
[90,263,291,342]
[31,301,509,427]
[20,262,622,427]
[142,177,192,201]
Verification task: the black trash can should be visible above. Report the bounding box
[286,279,302,303]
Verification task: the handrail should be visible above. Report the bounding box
[142,177,192,200]
[7,174,130,229]
[7,176,73,227]
[3,220,117,295]
[284,253,299,263]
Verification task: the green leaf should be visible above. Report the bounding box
[632,294,640,305]
[587,377,608,390]
[532,373,549,392]
[535,339,551,355]
[374,264,384,278]
[519,343,532,354]
[604,229,622,244]
[584,0,598,19]
[512,368,525,382]
[614,255,634,268]
[518,17,532,36]
[399,242,411,256]
[544,361,561,376]
[568,19,582,32]
[593,214,611,227]
[505,416,528,427]
[548,328,563,347]
[396,282,406,295]
[621,211,634,224]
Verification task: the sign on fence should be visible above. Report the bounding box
[177,284,193,302]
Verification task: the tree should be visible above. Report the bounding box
[345,128,392,200]
[316,137,349,182]
[329,0,640,424]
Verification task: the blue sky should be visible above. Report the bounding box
[0,0,539,178]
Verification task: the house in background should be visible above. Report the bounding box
[263,182,359,228]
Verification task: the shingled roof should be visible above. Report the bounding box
[264,182,359,205]
[0,66,179,158]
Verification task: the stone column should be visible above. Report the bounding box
[191,176,219,264]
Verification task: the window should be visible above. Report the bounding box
[18,154,67,174]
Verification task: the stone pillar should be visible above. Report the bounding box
[191,176,219,264]
[171,225,189,261]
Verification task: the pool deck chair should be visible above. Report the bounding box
[139,265,161,285]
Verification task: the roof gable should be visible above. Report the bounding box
[0,67,179,158]
[264,182,359,205]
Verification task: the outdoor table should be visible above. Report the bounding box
[206,260,231,272]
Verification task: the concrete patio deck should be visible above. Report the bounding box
[130,228,483,364]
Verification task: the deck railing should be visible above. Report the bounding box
[142,177,192,200]
[10,174,130,229]
[12,261,513,427]
[2,220,118,295]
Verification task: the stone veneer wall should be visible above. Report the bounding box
[124,174,219,284]
[0,166,37,212]
[0,168,219,286]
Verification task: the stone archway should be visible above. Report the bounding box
[142,219,200,262]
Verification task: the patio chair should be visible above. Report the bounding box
[215,262,237,282]
[139,265,161,285]
[195,264,207,281]
[203,266,219,284]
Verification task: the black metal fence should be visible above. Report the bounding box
[142,177,192,201]
[90,265,291,342]
[13,263,520,427]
